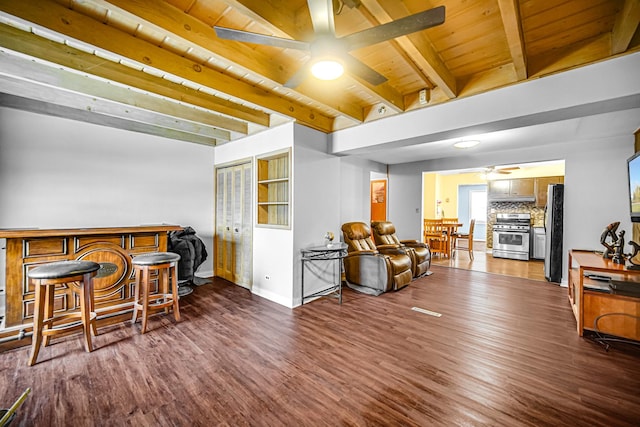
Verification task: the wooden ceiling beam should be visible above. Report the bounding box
[0,92,218,146]
[360,0,457,100]
[497,0,527,80]
[0,75,221,145]
[226,0,311,40]
[0,49,234,140]
[611,0,640,54]
[0,0,335,132]
[0,23,258,133]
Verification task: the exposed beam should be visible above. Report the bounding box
[497,0,527,80]
[228,0,312,40]
[0,79,218,146]
[0,0,335,132]
[611,0,640,54]
[0,22,259,133]
[0,49,232,140]
[360,0,457,100]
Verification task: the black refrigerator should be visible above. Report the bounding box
[544,184,564,282]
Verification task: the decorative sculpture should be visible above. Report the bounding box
[599,221,640,268]
[600,221,620,259]
[612,230,626,264]
[324,231,335,247]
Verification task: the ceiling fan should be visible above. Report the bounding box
[485,166,520,175]
[213,0,445,88]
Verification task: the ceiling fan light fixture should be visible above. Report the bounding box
[311,59,344,80]
[453,139,480,149]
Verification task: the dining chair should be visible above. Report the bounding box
[424,219,448,257]
[452,219,476,260]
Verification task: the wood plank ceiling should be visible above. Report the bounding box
[0,0,638,147]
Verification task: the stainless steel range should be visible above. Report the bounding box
[492,213,531,260]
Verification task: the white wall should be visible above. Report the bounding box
[0,107,215,275]
[339,157,387,224]
[293,124,341,305]
[215,123,295,307]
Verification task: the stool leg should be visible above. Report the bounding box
[132,266,141,325]
[161,267,170,315]
[171,263,180,322]
[42,282,55,348]
[141,267,150,334]
[87,276,98,337]
[28,281,45,366]
[79,273,93,353]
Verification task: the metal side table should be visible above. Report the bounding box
[301,243,348,304]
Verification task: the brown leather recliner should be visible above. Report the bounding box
[341,222,413,292]
[371,221,431,278]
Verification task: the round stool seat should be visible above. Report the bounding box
[131,252,181,334]
[28,260,100,279]
[132,252,180,266]
[27,260,100,366]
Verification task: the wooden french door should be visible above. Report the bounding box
[215,161,252,289]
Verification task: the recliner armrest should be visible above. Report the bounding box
[401,239,428,248]
[377,245,407,256]
[346,250,378,256]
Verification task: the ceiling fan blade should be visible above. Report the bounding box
[340,54,387,85]
[341,5,445,51]
[283,61,312,88]
[214,27,310,50]
[307,0,336,35]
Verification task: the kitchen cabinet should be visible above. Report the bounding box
[534,176,564,207]
[488,178,534,201]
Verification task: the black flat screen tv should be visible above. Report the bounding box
[628,151,640,222]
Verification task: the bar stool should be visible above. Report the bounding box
[27,260,101,366]
[131,252,181,334]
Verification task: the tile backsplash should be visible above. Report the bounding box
[485,201,544,248]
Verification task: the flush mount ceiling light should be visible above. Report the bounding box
[311,58,344,80]
[453,140,480,149]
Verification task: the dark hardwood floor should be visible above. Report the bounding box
[1,267,639,426]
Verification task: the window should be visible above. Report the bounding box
[469,190,487,223]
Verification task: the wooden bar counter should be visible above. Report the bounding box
[0,225,182,347]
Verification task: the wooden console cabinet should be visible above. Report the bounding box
[568,250,640,341]
[0,225,181,344]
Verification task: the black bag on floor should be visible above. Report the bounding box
[168,226,208,282]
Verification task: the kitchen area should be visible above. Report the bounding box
[424,161,565,282]
[488,175,564,282]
